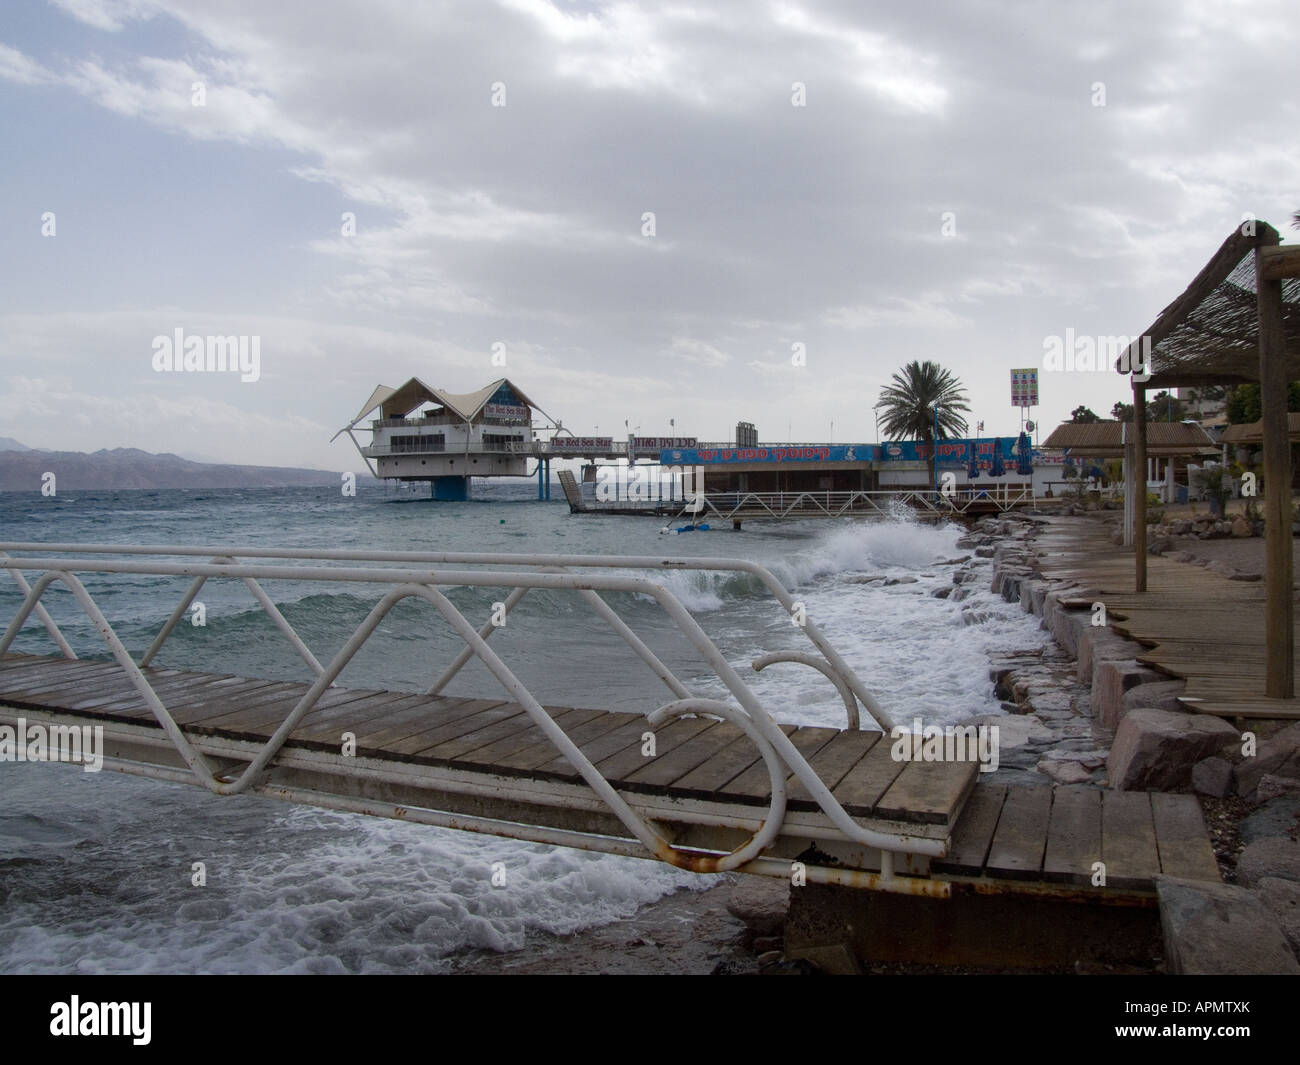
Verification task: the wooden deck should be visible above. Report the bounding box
[1034,518,1300,720]
[936,782,1219,891]
[0,652,973,830]
[0,651,1219,896]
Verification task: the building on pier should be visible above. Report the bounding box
[335,377,555,500]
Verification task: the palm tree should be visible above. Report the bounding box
[876,360,971,489]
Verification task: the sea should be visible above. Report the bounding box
[0,480,1047,973]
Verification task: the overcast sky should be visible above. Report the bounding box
[1,0,1296,471]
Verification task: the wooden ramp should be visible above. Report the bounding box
[1033,518,1300,720]
[0,653,1217,899]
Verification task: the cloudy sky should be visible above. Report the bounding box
[1,0,1296,471]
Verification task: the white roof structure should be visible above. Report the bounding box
[338,377,549,433]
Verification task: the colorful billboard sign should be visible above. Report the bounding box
[1011,368,1038,407]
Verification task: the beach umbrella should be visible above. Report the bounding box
[989,438,1005,477]
[967,440,980,479]
[1015,432,1033,475]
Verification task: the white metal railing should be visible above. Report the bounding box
[0,543,947,884]
[659,486,1036,521]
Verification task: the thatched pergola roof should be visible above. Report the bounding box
[1218,412,1300,445]
[1114,225,1300,388]
[1042,420,1217,457]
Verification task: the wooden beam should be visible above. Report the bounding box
[1134,391,1147,593]
[1258,244,1300,281]
[1257,235,1294,698]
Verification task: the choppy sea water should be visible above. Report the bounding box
[0,482,1046,973]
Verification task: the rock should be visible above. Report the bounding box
[1155,876,1300,974]
[960,607,989,626]
[1171,520,1192,535]
[1237,837,1300,888]
[724,877,788,936]
[1191,756,1234,798]
[1259,774,1300,801]
[1037,758,1094,784]
[884,575,917,585]
[950,587,971,603]
[1048,608,1090,658]
[845,575,886,584]
[1077,626,1146,685]
[1122,679,1188,716]
[974,546,996,558]
[1256,878,1300,956]
[1107,708,1239,791]
[930,586,952,599]
[1229,570,1263,582]
[1237,796,1300,846]
[1093,661,1165,730]
[1147,537,1174,555]
[937,556,971,565]
[1236,722,1300,800]
[1231,515,1252,538]
[785,942,862,976]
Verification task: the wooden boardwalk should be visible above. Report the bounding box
[1033,518,1300,720]
[0,651,1218,896]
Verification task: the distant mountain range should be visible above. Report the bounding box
[0,440,347,491]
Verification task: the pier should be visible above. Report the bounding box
[0,541,1216,924]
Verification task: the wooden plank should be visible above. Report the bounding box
[596,716,715,785]
[287,692,433,744]
[55,670,185,711]
[453,707,607,768]
[670,723,798,798]
[162,681,307,725]
[0,659,138,695]
[193,686,378,736]
[875,758,979,826]
[933,784,1006,877]
[534,714,655,778]
[1151,792,1220,882]
[725,724,837,806]
[0,659,123,692]
[985,785,1051,880]
[623,721,742,789]
[352,697,508,752]
[1182,699,1300,720]
[1042,786,1102,885]
[831,739,909,816]
[493,710,641,773]
[786,729,879,804]
[1101,790,1161,891]
[401,702,535,760]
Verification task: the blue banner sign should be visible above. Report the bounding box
[661,445,874,465]
[661,439,1040,467]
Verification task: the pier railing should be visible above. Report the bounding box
[670,487,1035,521]
[0,543,946,883]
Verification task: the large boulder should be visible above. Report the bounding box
[1236,838,1300,889]
[1236,722,1300,800]
[1256,878,1300,957]
[1155,876,1300,974]
[1107,708,1239,791]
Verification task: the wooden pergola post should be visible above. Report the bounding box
[1134,390,1147,592]
[1257,232,1294,698]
